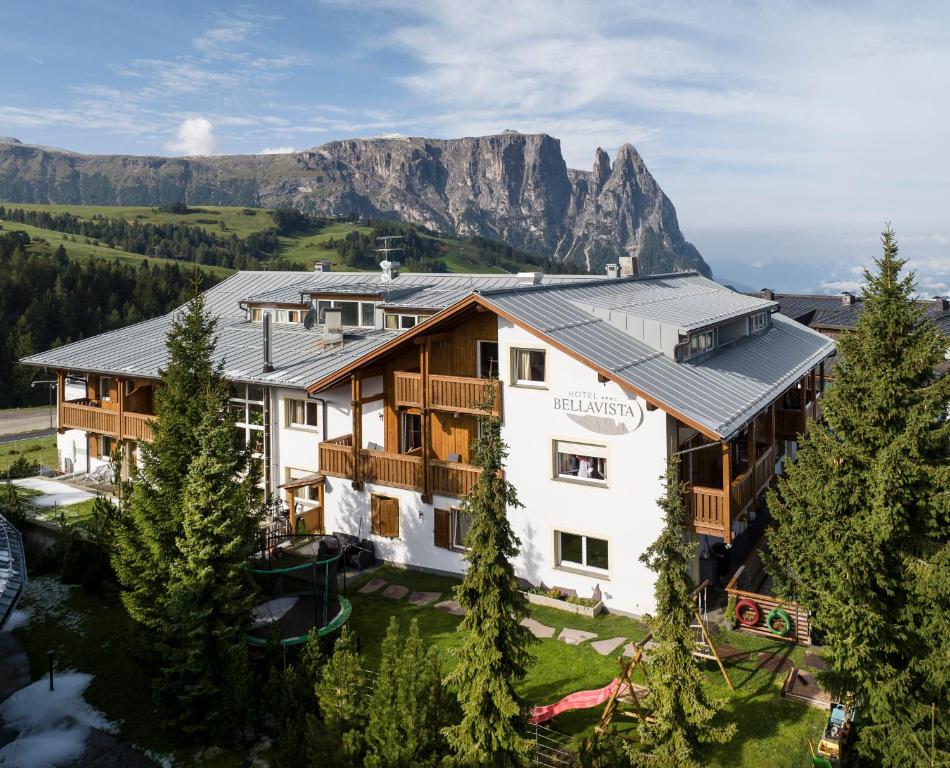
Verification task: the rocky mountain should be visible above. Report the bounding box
[0,132,709,275]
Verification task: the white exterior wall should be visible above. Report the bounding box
[57,429,90,473]
[497,319,669,616]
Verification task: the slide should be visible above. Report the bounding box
[528,678,626,725]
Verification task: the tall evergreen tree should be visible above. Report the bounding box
[159,404,261,739]
[310,627,367,768]
[365,617,457,768]
[766,228,949,765]
[112,289,222,632]
[630,457,733,768]
[445,386,532,768]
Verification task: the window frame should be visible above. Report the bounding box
[317,299,377,328]
[285,397,320,431]
[99,435,114,461]
[285,467,321,507]
[477,340,500,379]
[451,508,473,551]
[554,529,610,576]
[510,346,547,388]
[750,312,768,332]
[98,376,113,402]
[552,439,609,487]
[687,329,716,359]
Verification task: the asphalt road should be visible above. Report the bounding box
[0,428,56,445]
[0,406,57,437]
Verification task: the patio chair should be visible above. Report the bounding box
[83,464,114,486]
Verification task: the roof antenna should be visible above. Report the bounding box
[377,234,404,306]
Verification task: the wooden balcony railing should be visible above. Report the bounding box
[392,371,501,416]
[317,434,480,498]
[688,486,726,537]
[752,445,775,497]
[61,402,119,436]
[361,449,423,491]
[122,412,157,442]
[319,434,354,478]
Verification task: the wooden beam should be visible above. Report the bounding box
[420,337,432,503]
[117,376,125,445]
[747,418,756,469]
[359,392,385,405]
[351,374,363,490]
[722,441,732,546]
[56,371,64,433]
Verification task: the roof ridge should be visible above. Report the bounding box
[478,270,700,298]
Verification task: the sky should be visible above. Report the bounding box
[1,0,948,293]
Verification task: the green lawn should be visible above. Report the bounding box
[277,221,376,269]
[346,565,825,767]
[0,434,58,472]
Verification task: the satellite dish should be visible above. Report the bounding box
[303,307,319,330]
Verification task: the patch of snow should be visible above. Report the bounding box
[11,478,95,508]
[19,576,84,634]
[0,672,116,767]
[3,608,31,631]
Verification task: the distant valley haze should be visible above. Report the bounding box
[1,0,947,294]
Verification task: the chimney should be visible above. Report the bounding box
[606,264,620,279]
[262,313,274,373]
[933,295,949,311]
[323,307,344,345]
[841,291,855,306]
[380,259,400,282]
[619,256,638,278]
[314,260,332,272]
[517,271,543,286]
[760,288,775,300]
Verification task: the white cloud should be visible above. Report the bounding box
[165,117,218,155]
[258,145,295,154]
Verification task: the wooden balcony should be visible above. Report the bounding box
[393,371,501,416]
[688,445,776,541]
[60,401,158,443]
[776,398,822,441]
[122,412,157,442]
[318,434,480,498]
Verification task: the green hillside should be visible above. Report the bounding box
[0,203,575,275]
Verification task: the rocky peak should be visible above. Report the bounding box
[592,147,612,191]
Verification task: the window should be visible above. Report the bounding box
[317,300,376,328]
[285,468,320,507]
[250,307,263,322]
[688,330,715,358]
[98,376,113,402]
[553,440,608,484]
[286,398,319,429]
[556,531,609,573]
[750,312,768,332]
[477,341,499,379]
[371,495,400,538]
[400,413,422,453]
[384,313,424,330]
[230,383,269,494]
[511,348,546,386]
[99,435,114,460]
[274,309,303,324]
[434,508,473,550]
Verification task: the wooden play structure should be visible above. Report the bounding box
[725,536,811,645]
[597,634,653,732]
[692,580,735,692]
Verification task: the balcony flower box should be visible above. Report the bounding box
[522,588,604,618]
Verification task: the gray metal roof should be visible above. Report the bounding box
[480,276,835,439]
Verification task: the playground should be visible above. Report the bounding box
[345,565,827,768]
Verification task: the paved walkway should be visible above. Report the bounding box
[12,478,96,508]
[0,407,56,437]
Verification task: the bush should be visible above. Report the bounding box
[0,482,29,528]
[60,529,113,592]
[0,454,39,480]
[157,201,191,214]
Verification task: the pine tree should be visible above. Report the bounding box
[310,627,366,768]
[766,228,949,765]
[113,289,222,633]
[631,457,733,768]
[365,617,457,768]
[445,386,533,768]
[159,404,261,739]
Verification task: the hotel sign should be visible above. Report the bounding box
[552,390,644,435]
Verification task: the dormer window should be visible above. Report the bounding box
[688,330,715,358]
[316,299,375,328]
[750,312,768,332]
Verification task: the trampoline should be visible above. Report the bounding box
[246,533,352,646]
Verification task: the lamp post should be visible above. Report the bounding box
[31,380,57,429]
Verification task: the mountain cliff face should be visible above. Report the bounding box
[0,132,709,275]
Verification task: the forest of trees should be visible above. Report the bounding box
[0,228,218,408]
[0,206,281,269]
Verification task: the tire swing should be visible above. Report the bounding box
[735,598,761,627]
[766,607,793,637]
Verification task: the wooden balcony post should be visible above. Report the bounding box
[722,440,732,545]
[819,360,825,395]
[420,337,432,503]
[798,371,807,436]
[56,371,64,432]
[770,401,777,453]
[747,419,757,469]
[117,377,126,446]
[351,374,363,490]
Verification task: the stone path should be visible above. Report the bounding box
[521,618,555,639]
[590,636,626,656]
[358,577,387,594]
[557,627,597,646]
[434,599,466,616]
[409,591,441,606]
[756,651,794,674]
[382,584,409,600]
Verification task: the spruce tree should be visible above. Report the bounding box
[631,456,733,768]
[365,618,457,768]
[159,404,261,739]
[445,386,532,768]
[310,627,366,768]
[766,228,949,764]
[113,289,222,632]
